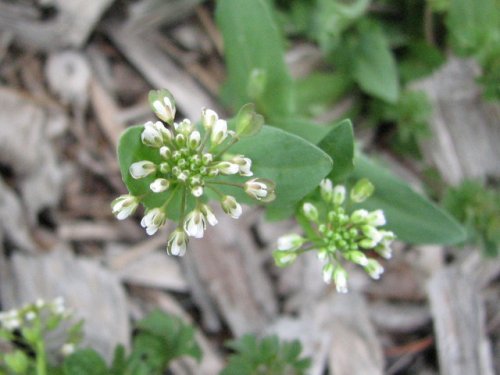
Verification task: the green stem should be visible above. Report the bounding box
[199,129,211,152]
[206,180,244,189]
[213,137,239,158]
[35,326,47,375]
[179,186,188,223]
[160,184,181,210]
[206,185,225,199]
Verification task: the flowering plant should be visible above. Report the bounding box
[113,89,333,258]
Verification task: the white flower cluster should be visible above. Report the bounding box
[0,297,79,357]
[274,178,395,293]
[112,90,275,256]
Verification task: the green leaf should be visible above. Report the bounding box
[133,310,201,364]
[312,0,370,53]
[447,0,499,55]
[216,0,294,117]
[117,126,184,219]
[294,72,353,117]
[63,349,108,375]
[271,117,333,144]
[230,126,333,211]
[350,22,400,103]
[221,335,311,375]
[352,154,466,245]
[317,119,355,182]
[4,351,29,374]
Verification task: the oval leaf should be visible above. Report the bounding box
[231,125,333,210]
[353,154,466,245]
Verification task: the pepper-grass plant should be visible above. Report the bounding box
[0,303,310,375]
[0,297,82,375]
[112,89,276,256]
[274,178,395,293]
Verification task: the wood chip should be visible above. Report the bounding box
[107,26,222,120]
[319,293,385,375]
[183,207,277,336]
[412,57,500,184]
[107,240,188,292]
[0,0,115,49]
[427,266,495,375]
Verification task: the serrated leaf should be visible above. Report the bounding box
[63,349,108,375]
[353,154,466,244]
[317,119,355,182]
[351,22,400,103]
[216,0,294,117]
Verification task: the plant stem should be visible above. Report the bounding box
[35,338,47,375]
[206,180,244,189]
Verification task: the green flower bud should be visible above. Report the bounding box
[302,202,319,222]
[273,250,297,268]
[350,178,374,203]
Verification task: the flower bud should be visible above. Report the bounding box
[141,121,164,148]
[350,209,368,223]
[332,185,346,206]
[149,90,176,124]
[215,161,239,175]
[184,209,206,238]
[320,179,333,202]
[350,178,374,203]
[129,161,156,179]
[344,250,368,266]
[175,119,193,135]
[189,131,201,149]
[231,155,253,176]
[201,108,218,130]
[191,185,204,197]
[200,204,218,226]
[367,209,386,226]
[221,195,242,219]
[273,250,297,267]
[167,228,188,256]
[277,233,304,251]
[302,202,319,222]
[244,178,276,202]
[211,119,228,145]
[333,267,348,293]
[159,146,172,159]
[364,259,384,279]
[150,178,170,193]
[111,194,139,220]
[322,263,335,284]
[140,208,167,235]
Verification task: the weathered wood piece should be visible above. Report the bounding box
[107,27,221,120]
[107,241,189,292]
[0,87,68,225]
[0,0,115,49]
[370,301,431,333]
[0,177,35,252]
[182,208,277,336]
[320,293,385,375]
[0,248,130,361]
[413,57,500,184]
[427,267,495,375]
